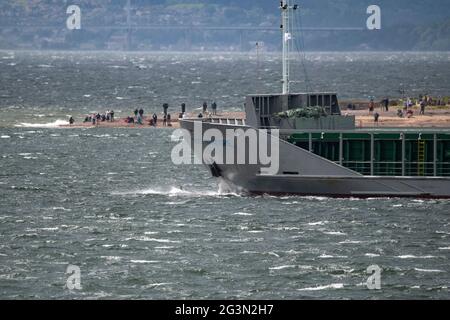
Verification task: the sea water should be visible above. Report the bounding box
[0,51,449,299]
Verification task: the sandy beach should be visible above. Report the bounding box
[60,105,450,129]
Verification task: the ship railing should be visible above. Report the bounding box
[373,162,403,176]
[341,161,371,176]
[340,161,447,176]
[437,162,450,176]
[208,118,246,126]
[340,161,450,177]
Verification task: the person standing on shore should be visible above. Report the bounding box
[212,101,217,115]
[110,110,114,122]
[369,98,375,114]
[139,108,144,118]
[134,109,138,118]
[383,98,389,112]
[152,113,157,127]
[203,101,208,113]
[420,100,426,115]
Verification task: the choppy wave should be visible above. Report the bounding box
[113,186,218,197]
[269,265,296,271]
[414,268,444,273]
[233,212,253,216]
[297,283,345,291]
[112,183,241,198]
[397,255,437,259]
[130,260,161,264]
[15,119,68,128]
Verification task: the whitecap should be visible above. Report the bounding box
[101,256,121,262]
[308,221,328,226]
[131,237,181,243]
[297,283,344,291]
[40,227,59,231]
[130,260,160,264]
[15,120,68,128]
[144,283,173,289]
[323,231,347,236]
[338,240,362,244]
[112,186,224,197]
[52,207,71,211]
[268,252,280,258]
[1,135,11,139]
[364,253,380,257]
[397,255,436,259]
[108,65,127,69]
[269,265,296,271]
[414,268,444,273]
[319,254,348,259]
[233,212,253,216]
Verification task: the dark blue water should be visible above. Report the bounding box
[0,51,449,299]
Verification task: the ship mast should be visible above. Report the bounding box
[280,1,297,94]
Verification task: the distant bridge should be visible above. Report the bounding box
[0,25,365,32]
[0,24,366,51]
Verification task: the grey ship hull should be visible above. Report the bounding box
[180,119,450,198]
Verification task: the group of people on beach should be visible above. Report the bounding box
[125,108,173,127]
[365,94,448,124]
[74,101,220,126]
[126,108,146,124]
[83,110,115,125]
[197,101,218,118]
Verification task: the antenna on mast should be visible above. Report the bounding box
[126,0,132,50]
[280,1,298,94]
